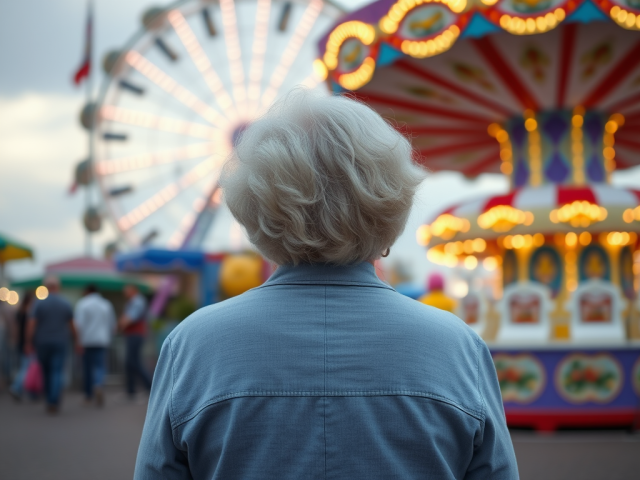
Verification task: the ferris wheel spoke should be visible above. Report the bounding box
[95,142,215,175]
[247,0,272,112]
[220,0,247,111]
[167,184,222,249]
[124,51,227,128]
[168,10,236,118]
[260,0,324,109]
[167,196,206,249]
[100,105,218,139]
[117,156,220,232]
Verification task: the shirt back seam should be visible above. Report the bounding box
[323,285,327,480]
[170,391,486,430]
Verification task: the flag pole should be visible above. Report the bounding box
[85,0,94,258]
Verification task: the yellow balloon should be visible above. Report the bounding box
[220,254,264,298]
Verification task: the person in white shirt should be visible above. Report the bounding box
[74,284,116,406]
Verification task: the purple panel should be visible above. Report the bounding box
[545,152,570,183]
[510,122,527,148]
[514,157,529,187]
[586,153,605,182]
[542,114,568,145]
[584,114,604,145]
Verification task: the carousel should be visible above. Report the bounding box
[318,0,640,430]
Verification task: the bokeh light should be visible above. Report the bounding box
[464,255,478,270]
[451,279,469,298]
[7,291,19,305]
[483,257,498,271]
[36,285,49,300]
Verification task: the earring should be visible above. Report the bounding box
[382,248,390,258]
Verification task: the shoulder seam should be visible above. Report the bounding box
[167,337,183,450]
[475,334,488,436]
[171,390,485,429]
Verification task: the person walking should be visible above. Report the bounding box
[26,276,78,414]
[119,284,152,400]
[135,91,518,479]
[8,291,34,401]
[74,284,116,407]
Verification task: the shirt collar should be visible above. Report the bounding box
[261,262,394,290]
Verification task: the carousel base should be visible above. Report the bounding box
[488,344,640,432]
[505,409,638,432]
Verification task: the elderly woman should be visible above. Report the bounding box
[135,91,518,479]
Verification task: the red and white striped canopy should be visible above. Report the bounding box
[434,184,640,221]
[424,184,640,245]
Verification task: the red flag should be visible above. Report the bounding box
[73,2,92,86]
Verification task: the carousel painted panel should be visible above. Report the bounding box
[490,347,640,430]
[458,289,488,335]
[496,281,554,343]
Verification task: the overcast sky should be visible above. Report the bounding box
[3,1,637,293]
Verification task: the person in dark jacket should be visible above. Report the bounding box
[26,277,78,414]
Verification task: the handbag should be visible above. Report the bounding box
[24,357,43,395]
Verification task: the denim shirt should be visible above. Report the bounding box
[135,263,518,479]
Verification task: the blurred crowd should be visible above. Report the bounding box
[0,279,152,414]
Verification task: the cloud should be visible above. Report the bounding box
[0,93,85,182]
[0,92,116,280]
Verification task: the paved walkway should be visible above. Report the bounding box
[0,389,147,480]
[1,390,640,479]
[511,430,640,480]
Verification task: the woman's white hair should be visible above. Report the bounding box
[220,89,426,265]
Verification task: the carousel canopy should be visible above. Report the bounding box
[420,184,640,246]
[318,0,640,177]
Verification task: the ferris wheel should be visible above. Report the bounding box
[93,0,342,252]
